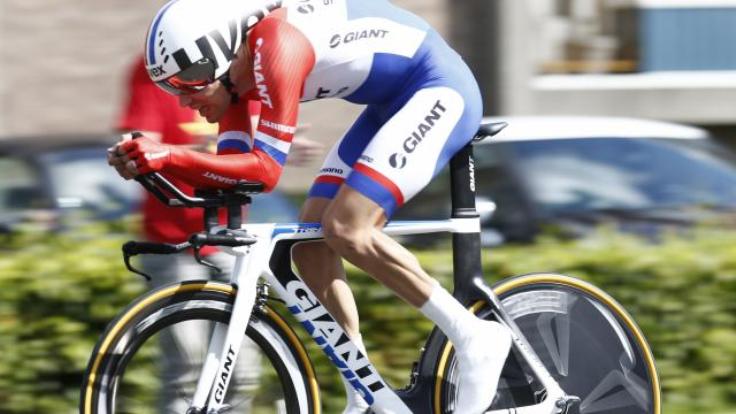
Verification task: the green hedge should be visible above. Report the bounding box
[0,225,734,413]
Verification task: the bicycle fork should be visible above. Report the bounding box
[187,226,273,414]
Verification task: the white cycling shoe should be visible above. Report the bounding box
[453,320,513,413]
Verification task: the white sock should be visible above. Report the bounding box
[419,282,478,351]
[341,335,371,414]
[420,283,512,413]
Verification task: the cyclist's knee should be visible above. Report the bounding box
[323,216,372,256]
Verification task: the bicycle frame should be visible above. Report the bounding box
[187,142,574,413]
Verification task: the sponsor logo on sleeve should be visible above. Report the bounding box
[202,172,239,185]
[252,38,274,109]
[260,119,297,134]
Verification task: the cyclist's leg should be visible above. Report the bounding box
[294,197,362,339]
[294,108,384,339]
[293,109,382,413]
[322,84,511,413]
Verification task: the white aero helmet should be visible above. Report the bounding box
[145,0,283,95]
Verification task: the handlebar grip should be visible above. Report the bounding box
[189,233,257,248]
[127,133,172,204]
[123,241,183,256]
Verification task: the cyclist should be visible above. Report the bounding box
[108,0,512,412]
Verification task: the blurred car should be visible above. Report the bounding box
[0,135,299,233]
[395,116,736,245]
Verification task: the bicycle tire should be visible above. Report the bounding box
[80,281,320,414]
[434,273,660,414]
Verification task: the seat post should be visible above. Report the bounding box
[449,143,484,302]
[450,144,478,218]
[202,206,220,233]
[225,194,250,230]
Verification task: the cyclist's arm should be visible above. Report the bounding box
[165,17,315,191]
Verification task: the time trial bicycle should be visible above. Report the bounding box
[80,123,660,413]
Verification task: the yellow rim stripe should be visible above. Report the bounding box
[85,282,321,413]
[85,282,232,413]
[263,306,322,414]
[433,274,661,414]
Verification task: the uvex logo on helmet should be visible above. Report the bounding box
[145,0,283,83]
[389,100,448,169]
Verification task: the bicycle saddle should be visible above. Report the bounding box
[474,122,508,141]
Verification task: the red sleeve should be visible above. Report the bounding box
[116,58,166,134]
[164,16,315,191]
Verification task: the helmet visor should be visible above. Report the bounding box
[157,58,217,96]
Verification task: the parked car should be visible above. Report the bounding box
[0,135,299,233]
[394,116,736,245]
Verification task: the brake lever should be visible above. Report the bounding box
[192,246,222,275]
[122,240,191,281]
[123,248,152,281]
[188,231,258,275]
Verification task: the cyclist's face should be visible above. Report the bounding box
[179,82,230,123]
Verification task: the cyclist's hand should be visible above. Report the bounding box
[108,134,136,180]
[114,135,172,176]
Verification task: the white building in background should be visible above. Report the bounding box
[496,0,736,126]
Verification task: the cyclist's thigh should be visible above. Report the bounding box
[345,84,482,218]
[306,107,383,210]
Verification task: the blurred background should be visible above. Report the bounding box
[1,0,735,413]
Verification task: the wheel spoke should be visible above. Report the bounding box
[84,295,312,414]
[535,307,572,377]
[440,276,659,414]
[580,361,651,412]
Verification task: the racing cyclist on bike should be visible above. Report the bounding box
[108,0,512,412]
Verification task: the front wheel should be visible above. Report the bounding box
[80,281,320,414]
[435,273,660,414]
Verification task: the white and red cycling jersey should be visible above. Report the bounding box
[168,0,482,217]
